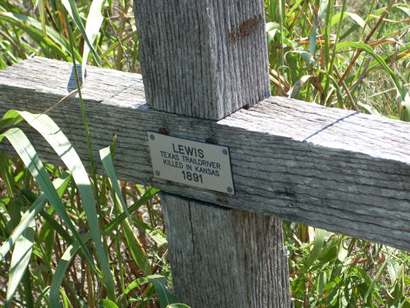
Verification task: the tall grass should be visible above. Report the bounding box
[0,110,178,307]
[0,0,409,307]
[266,0,409,115]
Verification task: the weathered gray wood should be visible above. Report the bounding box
[161,194,291,308]
[133,0,269,120]
[134,1,289,305]
[2,58,410,251]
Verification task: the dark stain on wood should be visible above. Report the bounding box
[274,187,296,199]
[229,15,262,43]
[205,137,218,144]
[159,127,170,135]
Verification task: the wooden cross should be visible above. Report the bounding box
[1,1,410,307]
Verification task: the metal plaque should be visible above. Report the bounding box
[147,132,235,195]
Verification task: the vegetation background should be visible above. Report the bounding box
[0,0,409,307]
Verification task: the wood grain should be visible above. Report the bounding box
[161,194,290,308]
[133,0,269,120]
[1,58,410,251]
[134,1,290,305]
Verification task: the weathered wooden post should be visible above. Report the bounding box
[133,1,291,307]
[4,30,410,308]
[2,1,408,306]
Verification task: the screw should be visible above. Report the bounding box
[155,171,160,176]
[150,134,155,140]
[222,149,228,155]
[227,187,233,193]
[159,127,170,135]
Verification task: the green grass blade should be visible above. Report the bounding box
[120,275,185,307]
[0,127,94,269]
[122,277,149,296]
[49,187,159,306]
[336,41,405,98]
[0,152,18,200]
[323,0,347,102]
[364,258,388,302]
[330,12,366,28]
[367,41,410,76]
[0,110,24,131]
[6,220,35,304]
[49,233,90,308]
[101,299,119,308]
[119,220,151,275]
[148,275,177,308]
[0,176,71,263]
[99,146,128,214]
[39,211,72,244]
[34,0,46,34]
[321,0,333,73]
[0,11,76,60]
[0,195,41,264]
[82,0,105,80]
[104,187,159,234]
[61,290,72,308]
[395,4,410,16]
[303,229,327,270]
[400,93,410,121]
[100,146,151,275]
[61,0,101,66]
[13,111,115,299]
[22,270,34,308]
[288,75,314,98]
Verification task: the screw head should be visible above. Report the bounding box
[150,134,155,140]
[222,149,228,155]
[227,187,233,193]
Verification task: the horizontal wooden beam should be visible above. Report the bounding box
[1,57,410,250]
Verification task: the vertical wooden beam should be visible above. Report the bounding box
[133,1,291,307]
[134,0,270,120]
[162,195,291,308]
